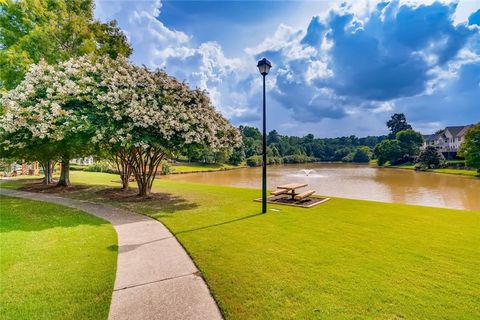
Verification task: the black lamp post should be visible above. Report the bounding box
[257,58,272,214]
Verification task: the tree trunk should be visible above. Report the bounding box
[40,160,55,184]
[130,147,164,197]
[115,148,133,191]
[57,158,70,187]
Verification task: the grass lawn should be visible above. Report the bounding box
[430,168,479,177]
[376,163,479,177]
[170,162,243,173]
[3,171,480,319]
[0,195,117,320]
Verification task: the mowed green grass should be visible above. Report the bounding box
[170,162,242,173]
[3,171,480,319]
[0,195,117,320]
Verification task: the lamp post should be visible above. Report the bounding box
[257,58,272,214]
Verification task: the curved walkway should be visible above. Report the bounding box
[0,188,223,320]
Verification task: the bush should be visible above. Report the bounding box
[442,160,466,169]
[84,161,117,174]
[246,156,262,167]
[414,163,429,171]
[159,161,171,175]
[246,155,315,167]
[417,146,442,168]
[282,155,316,164]
[350,147,371,163]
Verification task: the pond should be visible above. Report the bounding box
[165,163,480,211]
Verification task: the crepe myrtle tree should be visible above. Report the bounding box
[90,57,242,196]
[0,57,98,186]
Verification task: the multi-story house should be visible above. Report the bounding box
[422,125,473,159]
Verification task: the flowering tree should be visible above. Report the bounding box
[0,56,241,194]
[0,58,97,186]
[90,58,241,196]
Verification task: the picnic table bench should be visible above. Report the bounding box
[271,183,316,201]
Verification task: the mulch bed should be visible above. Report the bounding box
[95,188,173,202]
[18,182,89,194]
[254,195,330,208]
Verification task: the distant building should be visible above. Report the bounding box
[71,156,95,165]
[422,125,473,159]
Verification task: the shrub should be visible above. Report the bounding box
[417,146,442,168]
[352,147,371,163]
[282,155,316,164]
[414,163,429,171]
[84,162,117,174]
[246,156,262,167]
[159,161,172,175]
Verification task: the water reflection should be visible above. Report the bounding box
[165,163,480,211]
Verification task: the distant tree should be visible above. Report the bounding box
[459,124,480,173]
[240,126,261,140]
[417,146,442,168]
[228,146,245,165]
[267,130,281,145]
[352,146,371,163]
[0,0,132,89]
[374,140,403,165]
[396,129,423,158]
[387,113,412,139]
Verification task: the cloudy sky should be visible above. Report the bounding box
[95,0,480,138]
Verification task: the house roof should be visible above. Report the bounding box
[422,134,437,141]
[457,125,473,137]
[423,124,472,141]
[445,125,472,137]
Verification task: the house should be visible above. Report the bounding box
[71,156,95,165]
[422,125,473,159]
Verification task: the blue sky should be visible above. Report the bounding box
[95,0,480,138]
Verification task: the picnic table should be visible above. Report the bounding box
[276,183,308,200]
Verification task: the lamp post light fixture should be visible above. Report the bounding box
[257,58,272,214]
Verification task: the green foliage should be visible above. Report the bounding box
[417,146,442,168]
[84,161,116,174]
[235,125,385,163]
[351,146,371,163]
[282,154,316,164]
[160,161,171,175]
[0,0,132,89]
[386,113,412,139]
[396,129,423,157]
[414,163,430,171]
[459,124,480,173]
[228,146,245,165]
[374,140,403,165]
[245,154,317,167]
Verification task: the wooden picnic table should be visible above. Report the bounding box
[277,183,308,200]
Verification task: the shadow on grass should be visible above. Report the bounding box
[175,212,264,235]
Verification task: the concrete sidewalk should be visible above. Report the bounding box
[0,188,223,320]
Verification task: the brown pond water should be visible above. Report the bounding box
[165,163,480,211]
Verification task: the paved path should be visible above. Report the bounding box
[0,188,223,320]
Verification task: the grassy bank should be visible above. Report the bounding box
[369,160,479,177]
[170,162,244,173]
[3,171,479,319]
[0,195,117,320]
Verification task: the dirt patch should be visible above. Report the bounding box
[18,182,89,193]
[95,188,173,202]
